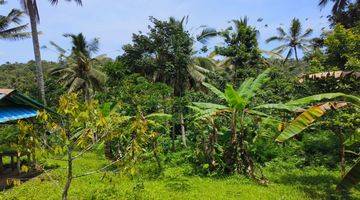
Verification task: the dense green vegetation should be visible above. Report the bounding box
[0,0,359,199]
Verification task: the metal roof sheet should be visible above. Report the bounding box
[0,106,38,123]
[0,89,14,95]
[0,88,58,123]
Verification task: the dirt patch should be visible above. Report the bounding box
[0,165,43,190]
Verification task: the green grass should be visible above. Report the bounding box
[0,153,359,200]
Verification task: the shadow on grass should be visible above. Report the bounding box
[276,173,358,200]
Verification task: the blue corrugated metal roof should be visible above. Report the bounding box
[0,107,38,123]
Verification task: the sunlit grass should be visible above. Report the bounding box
[0,152,359,200]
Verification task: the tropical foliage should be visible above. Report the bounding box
[0,1,359,199]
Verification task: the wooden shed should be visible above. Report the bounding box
[0,89,50,174]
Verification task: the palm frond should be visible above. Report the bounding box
[48,0,83,6]
[87,37,100,54]
[276,27,287,37]
[68,77,85,93]
[290,18,302,38]
[266,36,285,43]
[49,41,67,54]
[197,27,218,43]
[301,28,313,38]
[0,24,30,40]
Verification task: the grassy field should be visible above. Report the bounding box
[0,153,359,200]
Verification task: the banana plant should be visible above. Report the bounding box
[191,68,360,181]
[271,94,360,190]
[190,68,275,179]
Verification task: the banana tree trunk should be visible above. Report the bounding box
[27,0,46,105]
[224,110,238,174]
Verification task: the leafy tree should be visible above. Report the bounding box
[122,17,193,148]
[266,18,313,63]
[329,1,360,28]
[0,0,30,40]
[19,0,82,105]
[199,17,263,86]
[323,24,360,70]
[104,107,172,174]
[38,94,113,200]
[50,33,107,102]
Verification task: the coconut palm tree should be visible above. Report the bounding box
[19,0,82,105]
[0,0,30,40]
[50,33,106,102]
[266,18,313,63]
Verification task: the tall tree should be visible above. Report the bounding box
[266,18,313,63]
[50,33,107,102]
[122,17,194,149]
[19,0,82,105]
[198,17,263,86]
[0,0,30,40]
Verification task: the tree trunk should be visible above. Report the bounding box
[208,119,218,170]
[152,139,162,172]
[337,130,346,178]
[294,46,299,62]
[27,0,46,105]
[84,82,90,102]
[171,125,176,152]
[180,113,187,147]
[104,141,114,161]
[62,145,73,200]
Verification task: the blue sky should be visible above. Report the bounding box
[0,0,331,64]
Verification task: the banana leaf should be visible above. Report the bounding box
[337,158,360,191]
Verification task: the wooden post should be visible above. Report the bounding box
[10,156,15,170]
[27,154,31,166]
[16,152,21,174]
[0,155,3,174]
